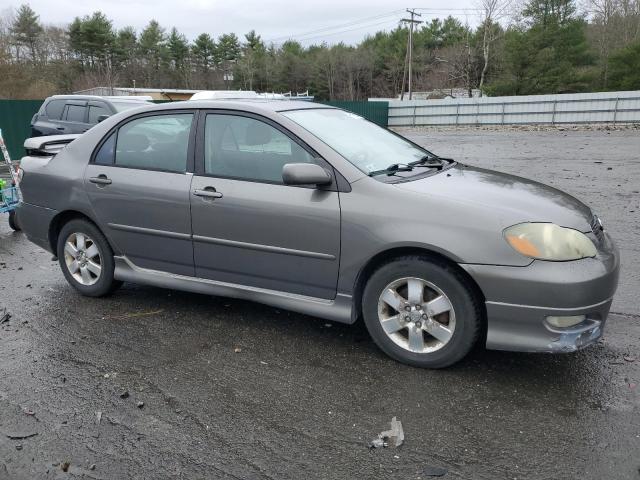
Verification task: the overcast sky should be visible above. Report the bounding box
[1,0,484,45]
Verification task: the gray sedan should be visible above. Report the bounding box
[16,100,620,368]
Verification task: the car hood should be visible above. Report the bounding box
[394,164,593,232]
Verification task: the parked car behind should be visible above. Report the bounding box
[16,100,620,368]
[31,95,151,137]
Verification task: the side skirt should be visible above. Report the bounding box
[113,256,354,324]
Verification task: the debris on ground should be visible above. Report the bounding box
[5,432,38,440]
[105,309,164,321]
[120,391,130,399]
[61,461,70,472]
[89,464,96,471]
[234,347,242,353]
[423,465,448,477]
[15,444,22,450]
[0,309,11,324]
[369,417,404,449]
[23,409,35,416]
[96,411,102,424]
[137,401,144,409]
[623,355,636,363]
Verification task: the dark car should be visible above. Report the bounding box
[31,95,151,137]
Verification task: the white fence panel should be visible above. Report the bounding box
[387,91,640,126]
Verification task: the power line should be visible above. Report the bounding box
[265,9,404,42]
[414,7,484,11]
[279,18,404,44]
[265,7,485,46]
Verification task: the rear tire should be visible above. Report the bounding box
[56,219,122,297]
[362,255,481,368]
[8,210,20,231]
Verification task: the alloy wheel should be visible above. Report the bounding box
[377,277,456,353]
[63,232,102,286]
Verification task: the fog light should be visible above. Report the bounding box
[546,315,586,328]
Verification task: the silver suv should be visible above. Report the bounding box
[16,100,620,368]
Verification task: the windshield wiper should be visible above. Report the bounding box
[408,155,446,169]
[367,163,415,177]
[368,156,447,177]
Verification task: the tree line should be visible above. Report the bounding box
[0,0,639,100]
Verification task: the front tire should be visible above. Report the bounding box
[362,255,481,368]
[57,219,122,297]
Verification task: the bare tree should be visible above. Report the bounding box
[586,0,617,85]
[0,8,15,64]
[478,0,511,94]
[617,0,640,43]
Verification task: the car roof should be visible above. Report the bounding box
[141,99,336,114]
[46,95,150,103]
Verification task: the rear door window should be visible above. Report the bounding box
[94,133,115,165]
[115,113,193,173]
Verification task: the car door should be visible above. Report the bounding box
[84,111,196,276]
[190,111,341,300]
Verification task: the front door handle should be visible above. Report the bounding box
[194,188,223,199]
[89,175,112,185]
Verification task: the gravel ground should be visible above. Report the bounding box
[0,128,638,480]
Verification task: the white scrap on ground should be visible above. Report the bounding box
[369,416,404,448]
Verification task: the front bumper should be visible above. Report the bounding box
[462,232,620,353]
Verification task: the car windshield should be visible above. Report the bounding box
[281,108,433,174]
[111,101,149,112]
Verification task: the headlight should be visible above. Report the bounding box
[504,223,597,261]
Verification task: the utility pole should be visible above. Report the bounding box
[401,8,422,100]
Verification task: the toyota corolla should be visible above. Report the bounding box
[16,100,620,368]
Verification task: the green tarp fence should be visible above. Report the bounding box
[0,98,389,161]
[0,99,43,161]
[318,101,389,127]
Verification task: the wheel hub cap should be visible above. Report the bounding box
[377,277,456,354]
[63,232,102,286]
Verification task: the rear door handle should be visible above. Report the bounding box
[194,188,223,199]
[56,127,65,131]
[89,175,112,185]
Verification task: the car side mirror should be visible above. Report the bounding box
[97,115,110,123]
[282,163,332,186]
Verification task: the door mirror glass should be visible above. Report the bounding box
[282,163,332,186]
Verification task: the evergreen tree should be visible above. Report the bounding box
[167,27,189,87]
[138,20,167,86]
[607,40,640,89]
[489,0,594,94]
[10,4,43,62]
[68,12,114,68]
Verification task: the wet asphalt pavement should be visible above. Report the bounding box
[1,128,639,479]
